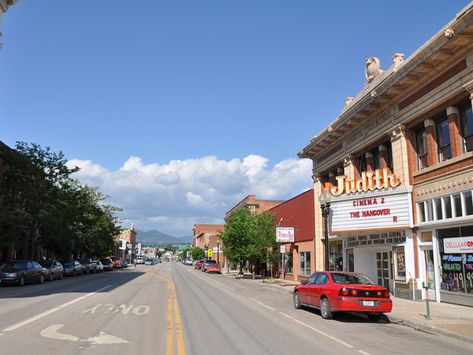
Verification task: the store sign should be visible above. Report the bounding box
[330,188,413,232]
[344,231,406,248]
[443,237,473,253]
[276,227,294,242]
[330,168,400,196]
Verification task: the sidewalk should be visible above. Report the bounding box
[223,273,473,344]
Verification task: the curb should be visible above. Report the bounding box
[387,315,473,345]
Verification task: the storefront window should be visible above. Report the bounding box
[453,194,462,218]
[329,241,343,271]
[444,196,452,219]
[299,251,311,276]
[434,198,443,220]
[394,247,406,281]
[439,226,473,295]
[285,252,293,274]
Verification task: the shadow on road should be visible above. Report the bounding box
[300,306,391,324]
[0,269,146,299]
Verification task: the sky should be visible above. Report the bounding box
[1,1,471,236]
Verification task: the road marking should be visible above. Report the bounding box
[173,288,186,355]
[40,324,129,345]
[250,298,276,311]
[3,284,111,333]
[291,318,354,348]
[358,350,371,355]
[166,283,174,355]
[278,311,293,319]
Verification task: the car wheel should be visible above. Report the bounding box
[368,313,382,321]
[18,276,25,287]
[294,292,302,309]
[320,298,333,319]
[39,274,45,284]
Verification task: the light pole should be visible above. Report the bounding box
[319,190,331,271]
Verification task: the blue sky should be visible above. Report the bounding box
[1,1,470,236]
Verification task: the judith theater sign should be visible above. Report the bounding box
[328,168,413,233]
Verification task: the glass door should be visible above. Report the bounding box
[376,251,391,290]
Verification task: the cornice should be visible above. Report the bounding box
[298,3,473,160]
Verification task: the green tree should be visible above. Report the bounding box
[221,208,275,276]
[190,247,205,261]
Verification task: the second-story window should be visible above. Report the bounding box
[415,126,428,169]
[436,117,452,162]
[460,102,473,153]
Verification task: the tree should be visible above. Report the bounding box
[190,247,205,261]
[220,208,276,277]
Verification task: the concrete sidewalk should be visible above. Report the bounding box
[223,273,473,344]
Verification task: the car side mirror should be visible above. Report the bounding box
[300,279,307,285]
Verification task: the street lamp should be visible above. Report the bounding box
[319,189,331,271]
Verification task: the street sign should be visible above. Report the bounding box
[127,243,132,249]
[276,227,294,242]
[207,249,213,257]
[280,245,285,253]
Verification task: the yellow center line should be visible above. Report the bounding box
[147,271,186,355]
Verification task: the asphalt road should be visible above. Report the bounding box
[0,262,471,355]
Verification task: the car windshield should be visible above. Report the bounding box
[331,273,375,285]
[101,259,111,264]
[41,261,53,268]
[205,260,217,264]
[63,261,74,267]
[4,261,26,270]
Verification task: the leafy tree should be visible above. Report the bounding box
[221,208,275,276]
[190,247,205,261]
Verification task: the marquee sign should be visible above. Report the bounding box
[330,168,400,196]
[330,186,413,233]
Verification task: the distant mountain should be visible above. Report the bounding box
[135,229,192,246]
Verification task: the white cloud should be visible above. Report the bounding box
[68,155,312,236]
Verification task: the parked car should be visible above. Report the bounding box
[78,258,96,274]
[100,258,114,271]
[94,260,104,272]
[135,257,144,265]
[293,271,392,320]
[62,260,82,276]
[201,259,218,272]
[110,256,122,269]
[144,258,156,265]
[195,259,204,270]
[184,259,193,266]
[0,260,47,286]
[40,260,64,281]
[205,261,221,274]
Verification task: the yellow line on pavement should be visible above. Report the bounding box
[147,271,186,355]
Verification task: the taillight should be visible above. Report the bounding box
[350,289,358,296]
[340,288,350,296]
[376,291,382,297]
[383,291,390,298]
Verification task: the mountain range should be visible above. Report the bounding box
[135,229,192,246]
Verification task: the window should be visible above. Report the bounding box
[460,102,473,153]
[434,198,443,220]
[453,194,462,218]
[286,252,293,274]
[436,117,452,162]
[464,191,473,216]
[415,126,428,169]
[444,196,452,219]
[417,202,426,223]
[314,272,328,284]
[299,251,311,276]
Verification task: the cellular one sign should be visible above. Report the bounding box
[443,237,473,253]
[329,169,413,233]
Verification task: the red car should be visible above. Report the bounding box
[205,261,221,274]
[195,260,204,270]
[293,271,392,320]
[110,256,122,269]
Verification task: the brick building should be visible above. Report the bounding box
[268,189,315,282]
[299,3,473,305]
[192,224,225,266]
[224,195,283,221]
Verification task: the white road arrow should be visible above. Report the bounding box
[40,324,129,345]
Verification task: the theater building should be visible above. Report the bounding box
[299,3,473,303]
